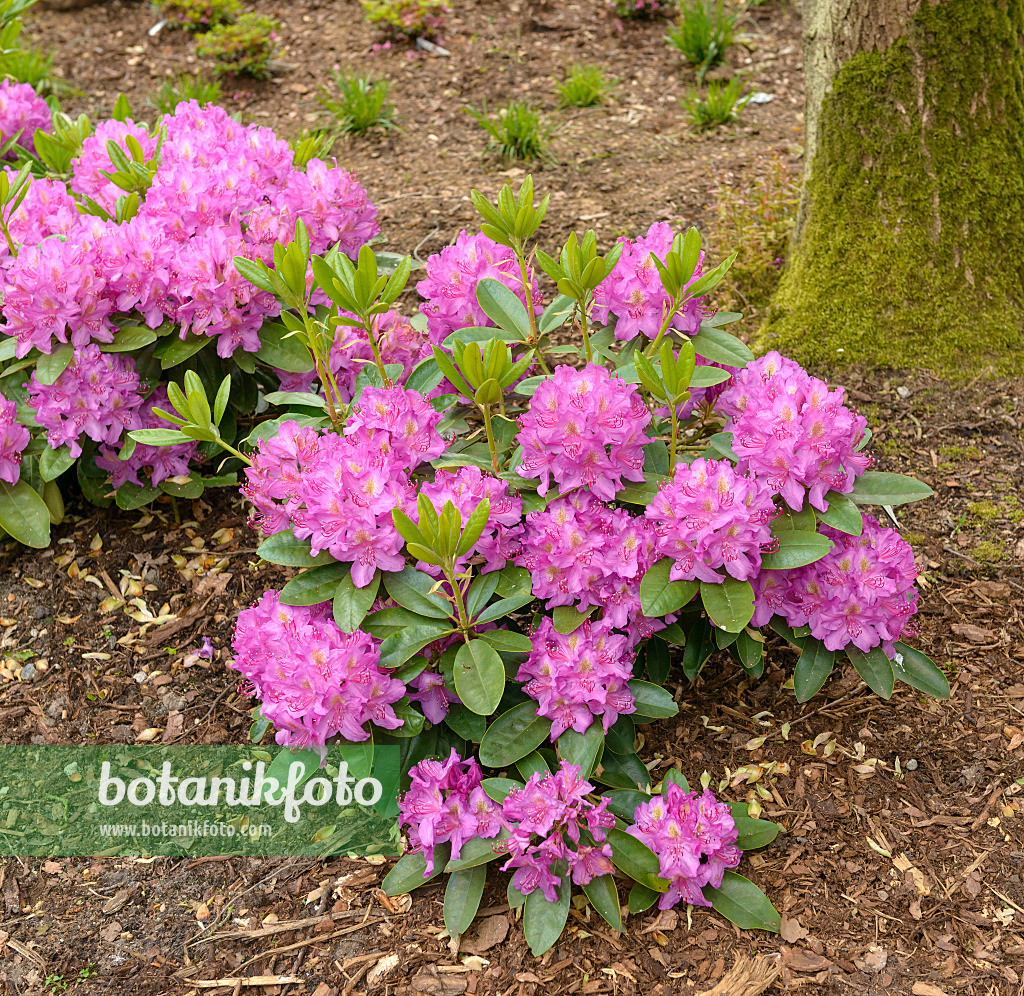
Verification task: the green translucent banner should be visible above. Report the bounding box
[0,745,402,857]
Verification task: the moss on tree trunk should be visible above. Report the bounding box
[760,0,1024,371]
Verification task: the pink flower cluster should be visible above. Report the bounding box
[518,616,635,739]
[95,387,199,487]
[628,783,742,910]
[751,515,918,655]
[415,466,523,577]
[344,384,445,470]
[718,351,871,512]
[593,222,706,341]
[241,419,321,535]
[399,748,503,875]
[27,344,143,458]
[0,392,29,485]
[3,102,378,360]
[293,435,415,587]
[517,363,651,500]
[501,763,616,901]
[517,492,662,637]
[416,231,541,345]
[0,79,52,159]
[646,458,775,583]
[231,589,406,749]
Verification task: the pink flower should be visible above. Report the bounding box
[645,457,775,583]
[27,345,143,458]
[0,80,52,159]
[518,616,636,739]
[517,363,651,500]
[416,231,541,344]
[717,351,871,512]
[0,392,29,485]
[593,222,707,341]
[231,589,405,750]
[344,385,445,470]
[71,118,159,214]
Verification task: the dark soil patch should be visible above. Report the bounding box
[2,2,1023,994]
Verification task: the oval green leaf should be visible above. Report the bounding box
[891,642,950,700]
[703,871,780,932]
[444,866,487,937]
[700,578,755,633]
[640,558,699,617]
[760,530,833,570]
[847,471,935,506]
[454,639,506,716]
[0,479,50,548]
[479,702,552,768]
[846,645,895,699]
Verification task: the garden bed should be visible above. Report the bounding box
[1,1,1023,994]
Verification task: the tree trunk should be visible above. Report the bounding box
[760,0,1024,370]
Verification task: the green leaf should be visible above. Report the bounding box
[524,873,571,956]
[700,579,755,633]
[605,714,636,756]
[482,777,524,803]
[705,432,740,463]
[768,617,807,649]
[262,391,327,409]
[35,344,75,387]
[115,482,161,510]
[382,845,450,896]
[616,473,669,506]
[793,637,834,703]
[454,639,506,716]
[466,572,501,618]
[628,883,659,914]
[552,604,595,634]
[160,477,204,499]
[476,277,531,340]
[508,880,528,909]
[379,624,454,669]
[479,702,552,768]
[640,558,699,616]
[100,325,158,352]
[391,699,426,737]
[494,565,533,599]
[0,479,50,547]
[732,629,764,676]
[539,294,575,334]
[594,751,651,791]
[891,642,950,700]
[760,530,833,570]
[847,472,935,506]
[361,606,440,639]
[703,871,780,932]
[128,428,190,446]
[681,617,715,681]
[255,323,316,373]
[39,446,74,482]
[770,505,817,533]
[662,768,690,792]
[280,561,352,607]
[846,646,895,699]
[383,566,452,619]
[582,874,622,932]
[628,679,678,720]
[607,828,669,893]
[444,829,511,872]
[257,530,335,568]
[689,365,732,388]
[475,627,532,653]
[734,817,780,851]
[516,750,550,782]
[155,332,212,369]
[333,570,380,633]
[0,336,17,362]
[444,867,487,937]
[817,491,863,535]
[556,724,603,778]
[604,789,651,822]
[644,638,671,685]
[444,703,487,743]
[689,324,754,366]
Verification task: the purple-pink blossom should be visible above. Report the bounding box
[628,782,742,910]
[717,351,871,512]
[0,79,52,159]
[646,457,775,583]
[231,589,406,750]
[518,616,636,739]
[344,385,445,470]
[27,345,143,458]
[593,222,706,341]
[754,515,918,655]
[517,363,651,500]
[0,392,29,485]
[416,230,541,345]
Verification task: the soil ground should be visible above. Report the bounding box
[2,1,1023,995]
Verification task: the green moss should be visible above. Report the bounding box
[902,531,926,547]
[972,540,1008,564]
[967,501,1002,523]
[939,444,983,461]
[760,0,1024,373]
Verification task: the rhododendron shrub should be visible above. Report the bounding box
[139,175,942,954]
[0,96,379,547]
